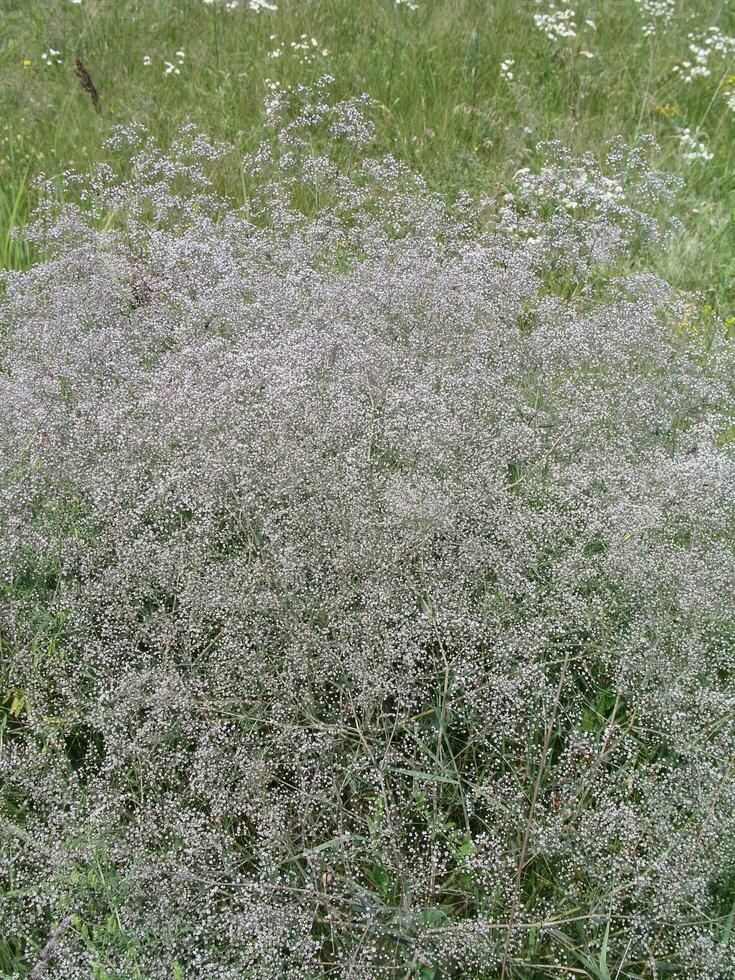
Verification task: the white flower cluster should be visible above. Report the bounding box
[2,84,734,978]
[672,26,735,83]
[533,4,577,42]
[268,34,329,63]
[634,0,675,39]
[40,47,62,65]
[677,127,713,164]
[500,57,515,81]
[163,49,185,76]
[500,136,681,270]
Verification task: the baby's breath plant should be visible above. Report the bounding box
[1,83,735,979]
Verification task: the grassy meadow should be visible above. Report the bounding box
[2,2,735,978]
[0,0,733,305]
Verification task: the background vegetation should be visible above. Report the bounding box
[0,0,733,308]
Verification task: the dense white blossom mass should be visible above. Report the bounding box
[1,82,734,977]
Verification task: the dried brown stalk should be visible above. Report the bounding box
[75,57,101,114]
[29,915,73,979]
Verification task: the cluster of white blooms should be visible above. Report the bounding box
[40,48,63,65]
[163,49,185,76]
[634,0,675,38]
[2,82,735,977]
[395,0,419,10]
[498,136,681,273]
[672,26,735,83]
[204,0,275,10]
[533,4,577,42]
[500,58,515,81]
[677,127,714,164]
[268,34,329,64]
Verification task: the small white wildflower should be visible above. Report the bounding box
[41,48,63,65]
[677,127,713,164]
[500,58,515,82]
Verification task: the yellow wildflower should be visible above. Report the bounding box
[20,58,31,68]
[655,103,678,117]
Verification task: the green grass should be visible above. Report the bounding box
[0,0,733,309]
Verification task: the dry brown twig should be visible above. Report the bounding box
[75,57,101,114]
[29,916,73,979]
